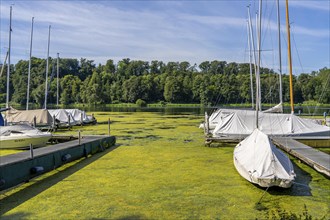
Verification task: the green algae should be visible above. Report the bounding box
[0,111,329,219]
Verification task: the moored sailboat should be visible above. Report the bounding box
[0,7,52,149]
[233,0,295,188]
[233,128,295,188]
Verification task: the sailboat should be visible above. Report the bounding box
[0,7,52,149]
[233,0,295,188]
[205,0,330,142]
[48,109,77,128]
[262,0,284,114]
[201,2,283,132]
[233,128,295,188]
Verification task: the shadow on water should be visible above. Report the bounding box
[116,215,149,220]
[254,161,312,211]
[0,145,120,216]
[266,161,312,197]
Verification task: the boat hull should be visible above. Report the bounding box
[233,129,295,188]
[233,155,293,188]
[0,133,51,149]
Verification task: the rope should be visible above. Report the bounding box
[314,71,330,114]
[257,186,270,204]
[291,26,305,74]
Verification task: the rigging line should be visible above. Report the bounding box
[290,26,305,74]
[213,79,223,107]
[261,0,275,50]
[282,137,294,175]
[315,71,330,114]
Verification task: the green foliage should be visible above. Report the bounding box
[135,99,147,107]
[1,56,329,107]
[258,204,315,220]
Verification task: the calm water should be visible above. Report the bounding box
[11,104,330,116]
[70,105,330,116]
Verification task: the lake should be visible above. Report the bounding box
[1,110,329,219]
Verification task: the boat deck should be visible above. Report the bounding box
[272,138,330,177]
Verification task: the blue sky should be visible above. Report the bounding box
[0,0,329,74]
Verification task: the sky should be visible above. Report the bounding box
[0,0,329,74]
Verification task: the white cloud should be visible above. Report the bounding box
[0,0,328,73]
[290,1,330,12]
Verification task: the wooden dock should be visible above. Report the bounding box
[0,135,116,191]
[272,138,330,177]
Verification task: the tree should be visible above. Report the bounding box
[199,61,210,74]
[164,76,184,103]
[104,59,116,74]
[60,75,82,104]
[313,68,330,103]
[78,58,95,81]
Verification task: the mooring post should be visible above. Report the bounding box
[30,144,34,159]
[53,115,56,130]
[108,118,111,136]
[204,112,209,135]
[78,130,81,145]
[33,116,36,127]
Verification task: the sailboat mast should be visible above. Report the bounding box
[285,0,294,114]
[247,6,258,110]
[247,20,255,109]
[27,17,34,110]
[57,52,59,107]
[6,6,12,109]
[255,0,262,128]
[276,0,283,105]
[247,9,254,109]
[256,7,262,113]
[44,25,51,109]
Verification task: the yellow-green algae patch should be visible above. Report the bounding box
[0,111,329,219]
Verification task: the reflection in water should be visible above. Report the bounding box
[69,105,329,116]
[16,104,330,116]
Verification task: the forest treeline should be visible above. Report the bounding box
[0,57,329,107]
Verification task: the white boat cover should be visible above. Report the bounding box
[65,109,88,124]
[234,128,295,188]
[263,102,283,113]
[6,108,53,126]
[48,109,76,125]
[65,109,95,124]
[200,108,252,130]
[212,110,330,138]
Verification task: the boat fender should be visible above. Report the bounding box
[31,166,44,174]
[62,154,72,162]
[0,179,5,187]
[83,147,88,158]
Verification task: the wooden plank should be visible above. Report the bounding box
[273,138,330,177]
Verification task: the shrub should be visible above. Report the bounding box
[136,99,147,107]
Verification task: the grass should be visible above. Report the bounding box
[0,111,329,219]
